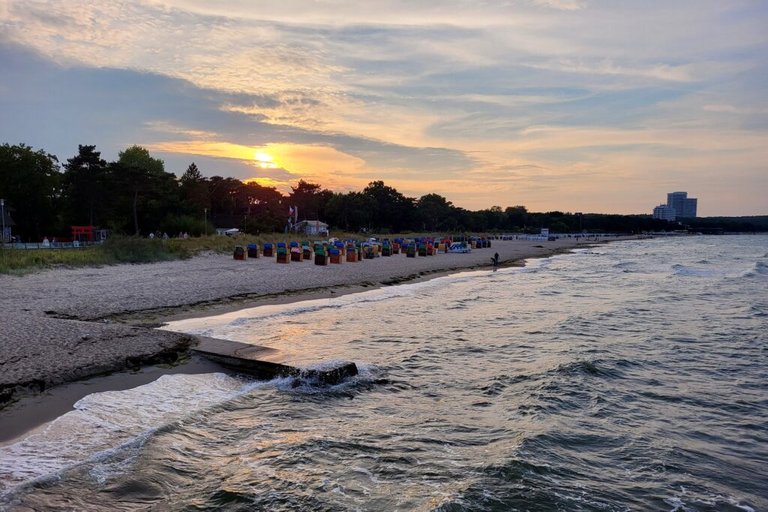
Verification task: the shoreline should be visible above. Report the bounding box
[0,236,638,440]
[116,242,581,326]
[151,258,524,324]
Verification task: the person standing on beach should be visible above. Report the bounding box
[492,252,499,267]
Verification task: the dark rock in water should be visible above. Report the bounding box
[300,362,359,385]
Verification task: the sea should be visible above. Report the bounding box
[1,235,766,511]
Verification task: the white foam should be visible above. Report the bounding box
[160,266,531,338]
[671,263,722,278]
[0,373,251,496]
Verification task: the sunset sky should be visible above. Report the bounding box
[1,1,766,216]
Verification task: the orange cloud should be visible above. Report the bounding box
[145,140,366,189]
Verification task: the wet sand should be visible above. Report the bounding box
[0,236,628,438]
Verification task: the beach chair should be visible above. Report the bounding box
[314,243,328,265]
[276,242,289,263]
[290,241,302,262]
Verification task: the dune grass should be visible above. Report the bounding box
[0,245,110,274]
[0,237,189,274]
[0,231,370,274]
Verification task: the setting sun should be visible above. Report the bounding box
[254,151,277,169]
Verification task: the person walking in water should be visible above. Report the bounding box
[491,252,500,267]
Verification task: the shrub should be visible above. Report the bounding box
[158,214,206,237]
[101,236,190,263]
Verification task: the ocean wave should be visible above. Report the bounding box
[551,358,639,379]
[665,492,757,512]
[739,261,768,278]
[0,373,264,500]
[671,263,722,278]
[275,360,380,395]
[161,268,511,336]
[0,365,379,502]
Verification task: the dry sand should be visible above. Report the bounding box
[0,236,625,411]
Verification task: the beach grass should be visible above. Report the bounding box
[0,237,189,274]
[0,245,111,274]
[0,231,371,274]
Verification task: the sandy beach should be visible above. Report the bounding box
[0,236,624,415]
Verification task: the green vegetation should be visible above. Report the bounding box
[684,216,768,233]
[0,232,371,274]
[101,236,190,263]
[0,237,185,274]
[0,245,109,274]
[0,143,61,241]
[0,143,679,245]
[2,142,765,259]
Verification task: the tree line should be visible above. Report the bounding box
[1,142,689,241]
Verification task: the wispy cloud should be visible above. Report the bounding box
[1,0,766,215]
[531,0,586,11]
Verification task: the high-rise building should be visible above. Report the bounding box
[653,204,676,221]
[666,191,697,219]
[683,197,697,218]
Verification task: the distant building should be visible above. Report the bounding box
[667,191,697,219]
[71,225,109,242]
[653,204,676,221]
[294,220,329,236]
[215,228,241,237]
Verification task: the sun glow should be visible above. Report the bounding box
[145,140,368,191]
[254,151,277,169]
[244,177,284,188]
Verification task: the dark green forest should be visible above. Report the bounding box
[1,143,764,241]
